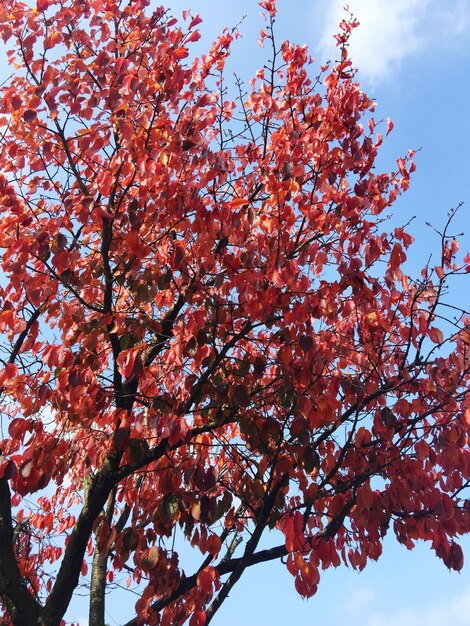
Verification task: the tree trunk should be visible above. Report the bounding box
[88,489,116,626]
[88,545,109,626]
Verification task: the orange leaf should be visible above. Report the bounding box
[428,326,444,344]
[196,566,216,595]
[173,47,188,59]
[226,198,249,209]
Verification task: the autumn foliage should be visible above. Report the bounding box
[0,1,469,625]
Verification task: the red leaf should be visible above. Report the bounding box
[206,534,221,557]
[117,349,140,379]
[259,1,276,15]
[435,265,445,280]
[140,546,160,570]
[447,542,464,572]
[196,566,216,595]
[173,47,188,59]
[8,418,30,439]
[428,327,444,345]
[189,610,206,626]
[233,384,251,407]
[10,95,23,110]
[23,109,37,122]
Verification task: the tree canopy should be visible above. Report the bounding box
[0,1,468,625]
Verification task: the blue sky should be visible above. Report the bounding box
[2,0,469,624]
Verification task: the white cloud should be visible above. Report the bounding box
[315,0,430,84]
[367,583,470,626]
[314,0,470,84]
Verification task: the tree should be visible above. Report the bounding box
[0,0,468,624]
